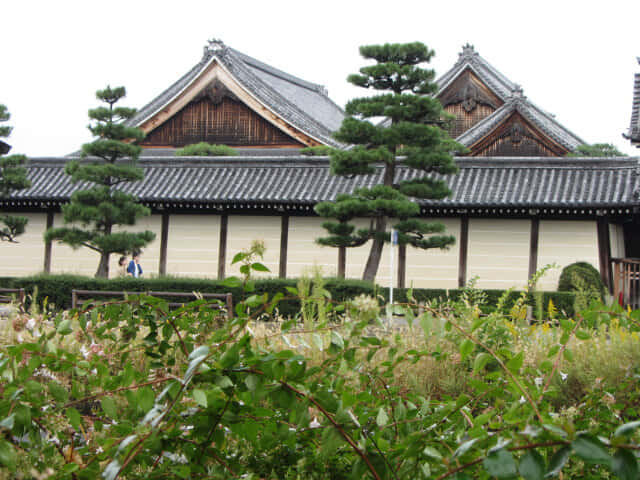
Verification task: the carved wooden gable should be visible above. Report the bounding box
[469,112,569,157]
[141,81,303,147]
[438,68,503,138]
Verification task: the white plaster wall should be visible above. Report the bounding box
[610,223,625,259]
[537,220,599,291]
[49,214,162,278]
[467,219,530,290]
[226,215,280,277]
[404,218,460,289]
[0,212,47,276]
[287,216,338,277]
[165,214,220,278]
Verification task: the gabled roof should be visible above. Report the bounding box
[10,156,639,215]
[126,39,345,147]
[625,57,640,147]
[456,88,585,152]
[436,44,517,101]
[437,45,585,154]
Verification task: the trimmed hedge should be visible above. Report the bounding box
[0,274,577,318]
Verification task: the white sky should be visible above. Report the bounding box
[1,0,639,157]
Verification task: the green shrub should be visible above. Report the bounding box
[558,261,605,299]
[175,142,237,156]
[0,274,576,318]
[299,145,334,156]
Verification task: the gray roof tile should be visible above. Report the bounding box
[10,156,640,212]
[125,40,344,148]
[627,58,640,145]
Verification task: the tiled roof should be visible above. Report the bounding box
[437,45,585,152]
[626,58,640,146]
[456,89,585,151]
[436,44,518,101]
[9,156,640,214]
[125,40,344,147]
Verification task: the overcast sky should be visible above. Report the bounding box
[2,0,638,157]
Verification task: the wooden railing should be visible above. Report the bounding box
[71,290,234,318]
[612,258,640,310]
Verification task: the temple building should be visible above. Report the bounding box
[2,40,639,295]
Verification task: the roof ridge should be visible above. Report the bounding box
[229,47,327,95]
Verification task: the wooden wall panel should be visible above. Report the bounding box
[445,104,496,138]
[141,97,303,147]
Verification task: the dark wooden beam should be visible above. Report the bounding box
[43,212,54,273]
[597,217,612,293]
[458,217,469,287]
[217,214,228,279]
[397,244,406,288]
[279,215,289,278]
[528,218,539,280]
[159,212,170,275]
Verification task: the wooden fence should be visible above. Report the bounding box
[612,258,640,310]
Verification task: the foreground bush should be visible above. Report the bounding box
[0,274,577,317]
[0,278,638,479]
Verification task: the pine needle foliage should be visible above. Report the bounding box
[315,42,465,281]
[45,86,155,278]
[0,104,31,242]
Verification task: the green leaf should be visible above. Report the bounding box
[453,438,479,458]
[330,331,344,351]
[519,450,545,480]
[101,397,118,418]
[483,448,517,479]
[376,407,389,427]
[459,339,474,361]
[137,387,155,413]
[615,420,640,437]
[189,345,210,361]
[193,389,207,408]
[245,375,259,392]
[562,348,573,362]
[574,330,591,340]
[0,415,14,429]
[506,351,524,373]
[423,446,442,460]
[473,352,492,373]
[48,381,69,403]
[612,449,639,480]
[220,276,242,288]
[0,439,16,471]
[67,407,82,430]
[57,319,73,335]
[545,446,571,477]
[572,434,611,464]
[231,252,248,264]
[251,262,270,272]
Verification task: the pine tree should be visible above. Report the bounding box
[45,86,155,278]
[0,105,31,242]
[315,42,463,283]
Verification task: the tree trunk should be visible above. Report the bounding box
[338,246,346,279]
[95,251,110,278]
[362,160,395,282]
[398,243,406,288]
[362,216,386,282]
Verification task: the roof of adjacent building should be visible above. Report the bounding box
[626,57,640,146]
[125,39,345,147]
[436,45,585,151]
[8,155,639,215]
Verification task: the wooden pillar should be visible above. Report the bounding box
[597,217,612,293]
[528,218,539,281]
[338,246,346,279]
[217,214,228,279]
[159,212,169,275]
[458,217,469,287]
[397,244,406,288]
[279,215,289,278]
[43,211,54,273]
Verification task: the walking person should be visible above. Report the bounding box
[118,256,130,277]
[127,251,143,278]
